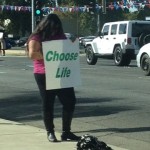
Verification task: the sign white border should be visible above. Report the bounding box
[42,39,81,90]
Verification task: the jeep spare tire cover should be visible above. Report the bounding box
[138,32,150,47]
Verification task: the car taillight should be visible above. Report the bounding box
[127,38,132,44]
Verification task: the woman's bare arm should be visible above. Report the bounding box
[28,40,43,60]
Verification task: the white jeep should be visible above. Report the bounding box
[85,20,150,66]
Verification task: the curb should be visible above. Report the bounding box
[0,118,127,150]
[4,49,85,57]
[5,49,27,56]
[0,119,76,150]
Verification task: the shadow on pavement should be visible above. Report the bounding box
[75,126,150,134]
[0,91,136,122]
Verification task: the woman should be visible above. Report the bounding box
[27,14,80,142]
[0,33,6,56]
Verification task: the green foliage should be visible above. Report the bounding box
[59,0,75,6]
[1,0,150,37]
[137,7,150,20]
[0,0,32,36]
[79,13,97,36]
[123,11,138,20]
[105,8,124,22]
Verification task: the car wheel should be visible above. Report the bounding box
[114,46,124,66]
[141,54,150,76]
[86,45,97,65]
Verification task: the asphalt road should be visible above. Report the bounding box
[0,55,150,150]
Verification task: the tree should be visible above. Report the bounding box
[1,0,150,37]
[0,0,32,36]
[79,12,97,36]
[138,6,150,20]
[58,0,75,6]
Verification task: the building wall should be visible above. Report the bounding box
[61,18,79,36]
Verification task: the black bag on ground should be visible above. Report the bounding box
[77,134,113,150]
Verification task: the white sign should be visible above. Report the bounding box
[42,39,81,90]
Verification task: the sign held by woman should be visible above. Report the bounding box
[42,39,81,90]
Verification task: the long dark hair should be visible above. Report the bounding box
[29,13,64,41]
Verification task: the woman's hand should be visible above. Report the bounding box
[28,40,43,60]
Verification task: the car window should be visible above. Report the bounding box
[119,24,127,34]
[102,25,109,35]
[111,24,117,35]
[132,23,150,37]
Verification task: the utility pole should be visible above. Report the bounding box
[55,0,58,7]
[98,0,106,32]
[102,0,106,14]
[31,0,35,32]
[96,0,100,33]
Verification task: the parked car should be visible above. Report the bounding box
[5,38,17,47]
[5,39,12,49]
[16,37,28,47]
[79,36,84,46]
[65,33,76,42]
[136,43,150,76]
[80,36,96,47]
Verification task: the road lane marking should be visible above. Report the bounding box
[26,65,33,68]
[81,68,96,70]
[138,76,150,80]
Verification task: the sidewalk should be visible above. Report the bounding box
[0,119,127,150]
[4,48,85,57]
[5,49,27,56]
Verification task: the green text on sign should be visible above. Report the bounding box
[46,51,78,62]
[56,67,71,78]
